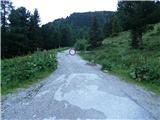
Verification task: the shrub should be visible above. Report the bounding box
[95,52,106,61]
[101,60,112,71]
[130,60,160,82]
[1,49,57,92]
[74,39,89,51]
[157,27,160,33]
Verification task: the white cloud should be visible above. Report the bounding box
[12,0,118,24]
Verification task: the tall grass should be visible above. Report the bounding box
[1,49,58,94]
[80,23,160,94]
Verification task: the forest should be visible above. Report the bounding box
[1,0,114,58]
[2,1,160,58]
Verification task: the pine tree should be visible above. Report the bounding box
[1,0,13,32]
[111,15,122,36]
[117,1,160,49]
[8,7,31,56]
[103,18,112,38]
[89,16,103,48]
[28,9,41,51]
[1,0,13,58]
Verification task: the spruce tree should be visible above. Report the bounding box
[28,9,41,51]
[117,1,160,49]
[89,16,103,48]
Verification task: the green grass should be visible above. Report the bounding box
[80,23,160,95]
[1,48,66,95]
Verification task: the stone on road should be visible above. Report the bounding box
[2,50,160,120]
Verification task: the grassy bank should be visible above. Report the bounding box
[1,48,66,94]
[80,23,160,95]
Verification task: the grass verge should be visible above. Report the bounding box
[80,23,160,95]
[80,52,160,95]
[1,48,67,95]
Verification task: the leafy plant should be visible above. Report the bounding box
[74,39,89,51]
[130,60,160,82]
[1,49,57,94]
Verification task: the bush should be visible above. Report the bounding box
[74,39,89,51]
[1,49,57,93]
[157,27,160,33]
[101,61,112,71]
[129,60,160,82]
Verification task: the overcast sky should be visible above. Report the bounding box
[12,0,118,25]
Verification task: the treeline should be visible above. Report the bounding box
[1,1,41,58]
[1,0,76,58]
[1,0,113,58]
[41,11,114,50]
[1,1,160,58]
[1,1,73,58]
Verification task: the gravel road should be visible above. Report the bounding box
[2,50,160,120]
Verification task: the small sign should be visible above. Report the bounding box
[69,48,76,56]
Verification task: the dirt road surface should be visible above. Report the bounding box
[2,50,160,120]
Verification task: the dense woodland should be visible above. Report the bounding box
[1,1,160,58]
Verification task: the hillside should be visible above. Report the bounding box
[52,11,114,28]
[81,23,160,94]
[45,11,114,38]
[65,11,114,28]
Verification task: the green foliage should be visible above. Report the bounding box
[101,60,112,71]
[129,57,160,82]
[28,9,41,50]
[2,7,40,58]
[103,13,122,38]
[142,23,160,50]
[1,49,57,94]
[1,0,13,31]
[89,16,103,48]
[66,11,114,28]
[9,7,30,32]
[2,7,114,58]
[40,11,113,52]
[74,39,89,51]
[41,22,75,49]
[117,1,160,49]
[80,23,160,94]
[60,24,75,46]
[103,19,112,38]
[111,15,122,36]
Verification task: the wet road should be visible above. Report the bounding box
[2,50,160,120]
